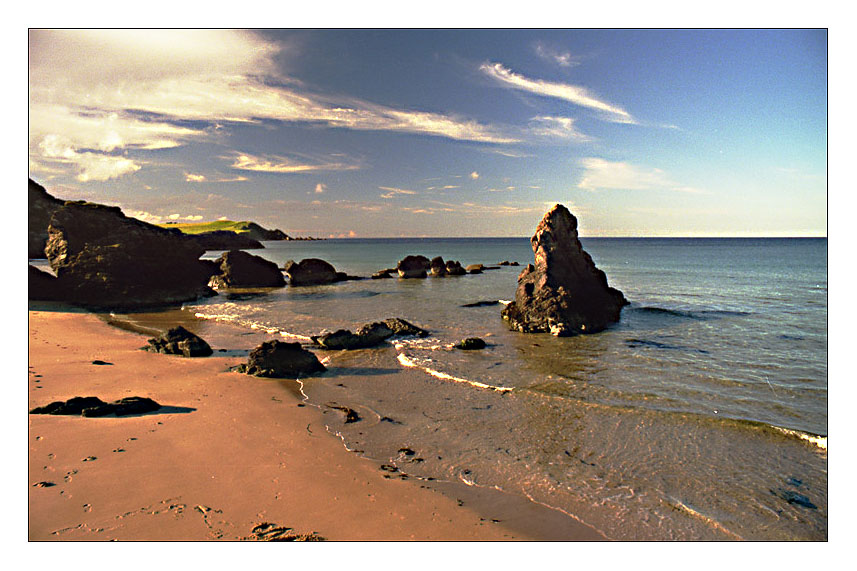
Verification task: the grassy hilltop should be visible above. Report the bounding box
[157,220,262,235]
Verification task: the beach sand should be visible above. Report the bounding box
[28,310,602,542]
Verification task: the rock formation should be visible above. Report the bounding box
[238,340,326,378]
[455,337,487,350]
[445,260,467,276]
[501,204,628,336]
[30,396,162,417]
[186,231,264,251]
[430,256,447,277]
[144,326,213,357]
[397,255,430,278]
[311,322,394,350]
[381,317,430,338]
[44,200,215,309]
[284,258,342,286]
[28,179,65,258]
[28,265,62,301]
[209,250,286,289]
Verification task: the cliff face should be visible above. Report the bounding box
[28,179,65,258]
[501,204,628,336]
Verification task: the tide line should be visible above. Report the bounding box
[396,353,513,393]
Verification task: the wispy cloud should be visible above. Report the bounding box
[379,186,419,199]
[533,42,580,68]
[185,173,206,182]
[315,183,327,194]
[529,115,591,141]
[480,62,634,124]
[230,152,361,174]
[29,30,521,182]
[577,157,707,194]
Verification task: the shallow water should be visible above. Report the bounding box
[114,237,827,540]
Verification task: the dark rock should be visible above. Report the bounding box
[371,269,395,279]
[239,340,326,378]
[145,326,213,357]
[33,481,56,488]
[187,230,264,251]
[382,318,430,338]
[312,322,394,350]
[501,204,628,336]
[209,250,285,289]
[498,261,520,266]
[445,260,466,276]
[455,337,487,350]
[465,264,484,274]
[30,396,108,415]
[771,488,817,509]
[326,403,361,423]
[284,258,339,286]
[28,265,62,301]
[28,179,65,259]
[30,395,161,417]
[461,300,500,308]
[91,360,113,365]
[237,222,291,242]
[44,200,215,309]
[397,255,430,278]
[430,256,447,277]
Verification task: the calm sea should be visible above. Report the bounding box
[114,237,828,540]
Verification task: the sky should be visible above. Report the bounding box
[28,28,828,238]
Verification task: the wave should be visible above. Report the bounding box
[395,352,513,393]
[632,306,751,321]
[193,310,312,341]
[771,426,827,451]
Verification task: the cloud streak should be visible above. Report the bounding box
[230,152,361,174]
[577,158,706,194]
[480,62,634,124]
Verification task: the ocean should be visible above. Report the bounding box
[111,237,828,540]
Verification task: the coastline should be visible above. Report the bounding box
[28,309,602,541]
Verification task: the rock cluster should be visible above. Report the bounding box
[28,179,65,258]
[502,204,628,336]
[144,326,213,357]
[311,317,430,350]
[284,258,361,286]
[30,396,162,417]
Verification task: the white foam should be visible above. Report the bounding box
[773,426,827,451]
[396,353,512,393]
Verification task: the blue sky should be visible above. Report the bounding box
[28,28,827,237]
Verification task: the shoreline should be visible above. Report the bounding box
[28,308,602,541]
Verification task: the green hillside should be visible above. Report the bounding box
[157,220,256,235]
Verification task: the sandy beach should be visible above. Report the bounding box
[28,309,602,542]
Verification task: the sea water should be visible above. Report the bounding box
[123,237,828,540]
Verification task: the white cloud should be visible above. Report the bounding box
[470,171,480,180]
[230,153,361,174]
[577,157,706,194]
[315,183,327,194]
[185,173,206,182]
[379,186,418,199]
[480,62,635,124]
[533,42,580,68]
[529,115,591,141]
[29,30,521,182]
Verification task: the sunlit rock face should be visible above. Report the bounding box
[501,204,628,336]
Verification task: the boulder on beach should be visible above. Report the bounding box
[239,340,326,378]
[397,255,430,278]
[312,321,394,350]
[144,326,213,357]
[30,396,162,417]
[501,204,628,336]
[209,250,286,289]
[285,258,339,286]
[44,199,215,309]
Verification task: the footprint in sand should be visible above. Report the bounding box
[82,456,97,462]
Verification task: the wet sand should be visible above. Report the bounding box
[28,310,602,541]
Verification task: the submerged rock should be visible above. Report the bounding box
[239,340,326,378]
[397,255,430,278]
[144,326,213,357]
[285,258,339,286]
[312,322,394,350]
[210,250,285,289]
[455,337,487,350]
[382,318,430,338]
[465,264,484,274]
[501,204,628,336]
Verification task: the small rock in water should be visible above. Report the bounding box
[455,338,487,350]
[461,300,500,308]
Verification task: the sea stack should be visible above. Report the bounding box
[501,204,628,336]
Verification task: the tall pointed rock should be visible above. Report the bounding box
[501,204,628,336]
